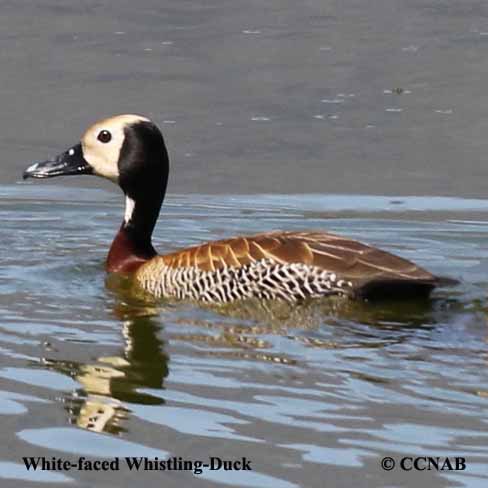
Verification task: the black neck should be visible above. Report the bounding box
[117,120,170,257]
[122,185,164,256]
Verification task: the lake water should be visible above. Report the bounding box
[3,0,488,197]
[1,184,488,488]
[2,0,488,487]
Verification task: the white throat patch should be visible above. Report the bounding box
[124,196,136,224]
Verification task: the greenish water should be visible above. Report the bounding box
[1,184,488,487]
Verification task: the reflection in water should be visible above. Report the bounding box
[38,275,456,434]
[42,295,169,433]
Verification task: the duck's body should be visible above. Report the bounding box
[135,230,437,303]
[24,114,441,303]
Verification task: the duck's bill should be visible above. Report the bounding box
[23,143,93,179]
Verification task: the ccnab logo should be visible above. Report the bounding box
[400,457,466,471]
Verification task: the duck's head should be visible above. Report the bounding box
[23,114,169,201]
[24,115,170,270]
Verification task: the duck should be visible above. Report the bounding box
[23,114,442,304]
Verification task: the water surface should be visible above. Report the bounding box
[2,0,488,486]
[2,0,488,195]
[1,184,488,487]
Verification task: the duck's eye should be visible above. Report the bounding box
[97,130,112,143]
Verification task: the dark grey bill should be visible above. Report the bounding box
[23,143,92,179]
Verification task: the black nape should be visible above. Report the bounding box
[117,121,170,249]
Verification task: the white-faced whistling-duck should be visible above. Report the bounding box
[24,114,443,303]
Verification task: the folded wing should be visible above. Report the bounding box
[157,231,437,298]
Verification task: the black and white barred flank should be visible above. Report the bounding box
[137,258,353,303]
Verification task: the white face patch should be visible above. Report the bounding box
[124,196,136,224]
[80,114,150,182]
[68,148,75,156]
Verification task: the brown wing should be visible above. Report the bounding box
[158,230,436,286]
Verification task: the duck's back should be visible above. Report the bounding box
[135,231,438,303]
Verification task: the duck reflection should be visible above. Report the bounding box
[39,274,454,434]
[42,281,169,434]
[74,311,169,433]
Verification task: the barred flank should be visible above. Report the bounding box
[137,259,353,303]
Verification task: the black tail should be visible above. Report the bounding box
[354,279,438,301]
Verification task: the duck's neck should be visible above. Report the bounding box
[106,191,163,273]
[105,119,170,273]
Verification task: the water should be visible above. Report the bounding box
[1,183,488,487]
[3,0,488,197]
[3,0,488,486]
